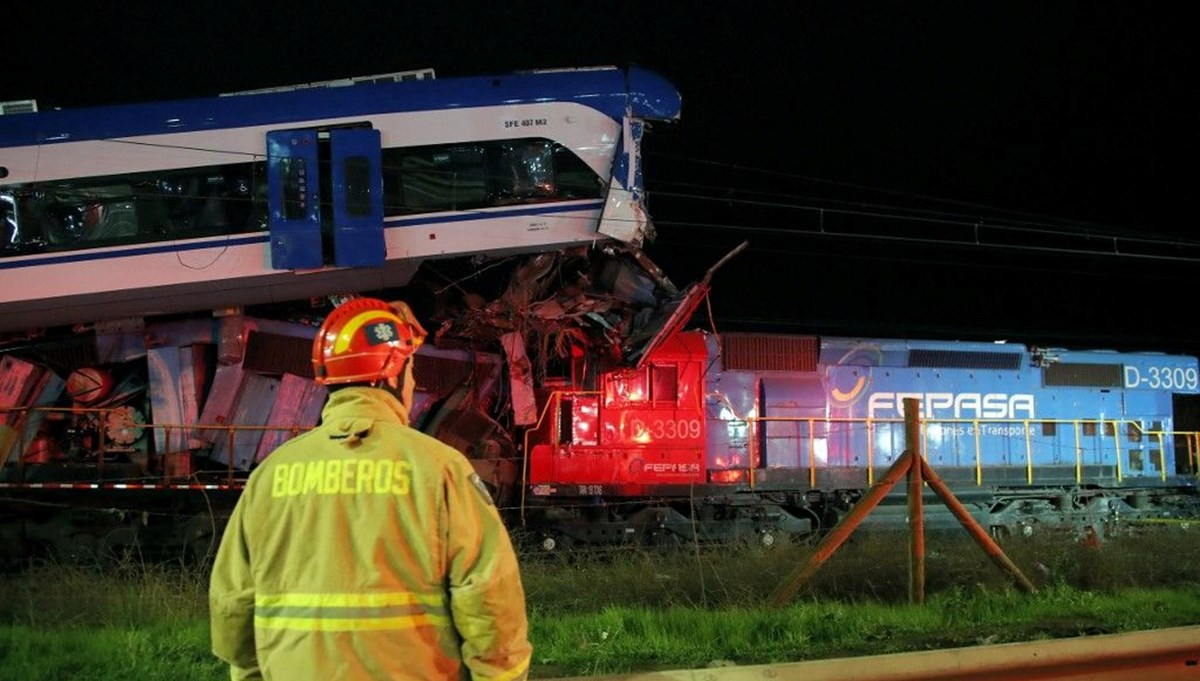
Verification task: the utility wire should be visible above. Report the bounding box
[646,151,1178,240]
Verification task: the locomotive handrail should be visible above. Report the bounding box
[745,413,1200,488]
[1,404,315,485]
[520,392,561,525]
[6,405,1199,498]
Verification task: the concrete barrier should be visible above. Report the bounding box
[544,625,1200,681]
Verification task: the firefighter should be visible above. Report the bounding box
[209,297,532,681]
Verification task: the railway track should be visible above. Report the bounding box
[545,625,1200,680]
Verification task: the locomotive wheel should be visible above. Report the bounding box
[759,530,777,549]
[539,532,573,552]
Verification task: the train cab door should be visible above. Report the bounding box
[267,128,385,270]
[759,376,829,471]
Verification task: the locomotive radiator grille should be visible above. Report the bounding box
[1043,362,1123,387]
[721,333,818,372]
[907,349,1021,370]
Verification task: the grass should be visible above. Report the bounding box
[1,527,1199,680]
[528,587,1200,676]
[1,623,222,681]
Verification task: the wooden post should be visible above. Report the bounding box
[769,450,913,607]
[770,401,1038,607]
[919,457,1037,593]
[904,398,925,605]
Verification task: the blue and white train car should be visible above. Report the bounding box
[0,66,680,332]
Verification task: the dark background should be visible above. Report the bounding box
[7,2,1199,355]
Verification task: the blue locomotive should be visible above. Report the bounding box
[523,329,1200,548]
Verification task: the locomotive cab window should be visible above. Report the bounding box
[604,364,678,406]
[606,368,649,405]
[650,364,679,404]
[559,395,600,446]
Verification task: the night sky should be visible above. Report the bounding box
[7,3,1199,355]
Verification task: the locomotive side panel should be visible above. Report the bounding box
[522,331,1200,548]
[527,332,708,494]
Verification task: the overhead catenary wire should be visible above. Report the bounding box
[646,150,1182,241]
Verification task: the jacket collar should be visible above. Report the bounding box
[321,387,411,434]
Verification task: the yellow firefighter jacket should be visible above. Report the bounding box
[210,387,532,681]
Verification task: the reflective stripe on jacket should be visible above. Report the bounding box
[210,387,532,681]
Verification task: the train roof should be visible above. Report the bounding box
[820,335,1195,360]
[691,331,1198,372]
[0,65,681,148]
[822,336,1026,355]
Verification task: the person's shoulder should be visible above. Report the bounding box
[386,424,470,466]
[404,426,463,455]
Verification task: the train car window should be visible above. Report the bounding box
[1104,422,1116,437]
[395,145,488,212]
[1042,421,1057,437]
[0,136,604,258]
[1126,422,1142,443]
[490,141,555,202]
[1083,422,1097,437]
[651,364,678,404]
[381,138,602,217]
[1,193,18,253]
[1,163,267,257]
[42,186,138,245]
[554,145,604,198]
[1129,448,1144,472]
[1149,449,1162,471]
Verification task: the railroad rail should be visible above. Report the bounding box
[545,625,1200,680]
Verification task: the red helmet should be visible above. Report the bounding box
[312,298,425,386]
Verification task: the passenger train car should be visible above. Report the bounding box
[0,65,680,332]
[522,330,1200,548]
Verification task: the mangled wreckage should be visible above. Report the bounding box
[0,240,726,561]
[0,63,713,560]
